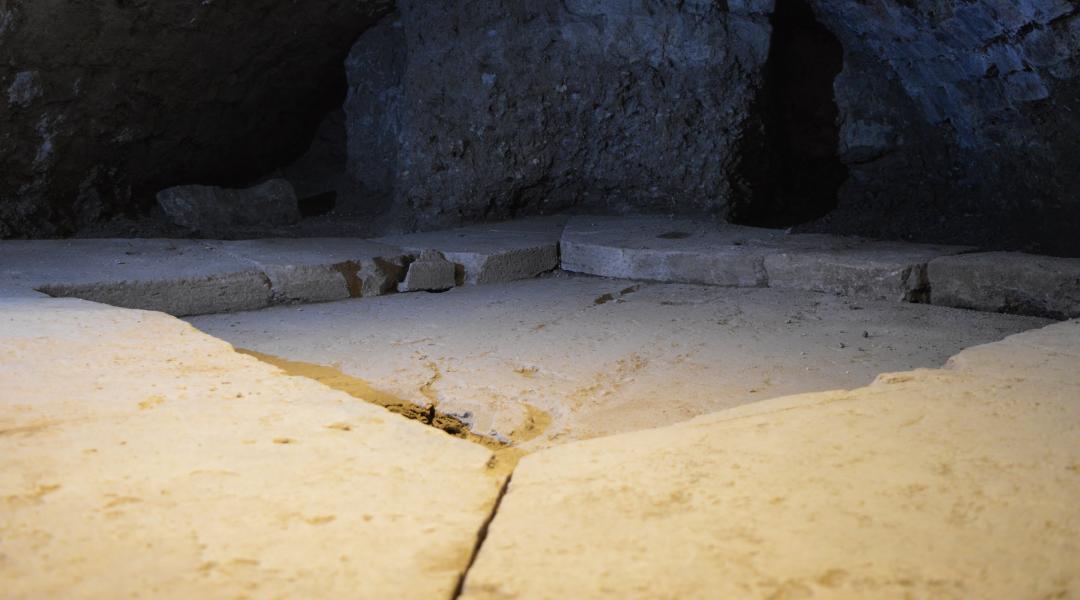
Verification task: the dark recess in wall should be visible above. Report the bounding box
[730,0,847,228]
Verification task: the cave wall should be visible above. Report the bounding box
[0,0,392,238]
[345,0,776,231]
[804,0,1080,256]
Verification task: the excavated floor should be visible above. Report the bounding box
[3,216,1079,597]
[187,274,1050,449]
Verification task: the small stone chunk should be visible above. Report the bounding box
[398,250,456,293]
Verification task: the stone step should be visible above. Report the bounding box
[0,297,505,598]
[1,239,275,316]
[460,318,1080,599]
[765,240,975,303]
[561,216,973,304]
[929,251,1080,319]
[0,238,411,317]
[561,216,804,287]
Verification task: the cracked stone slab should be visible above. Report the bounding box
[929,252,1080,319]
[765,240,976,302]
[216,238,409,304]
[0,297,504,598]
[375,217,564,285]
[0,239,272,316]
[461,319,1080,598]
[561,216,846,287]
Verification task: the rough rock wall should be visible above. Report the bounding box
[345,0,776,232]
[805,0,1080,256]
[0,0,392,238]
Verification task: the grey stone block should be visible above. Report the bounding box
[929,252,1080,319]
[561,216,845,288]
[765,241,974,302]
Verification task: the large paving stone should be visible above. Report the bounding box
[376,217,564,285]
[765,241,975,302]
[561,216,844,287]
[461,319,1080,599]
[0,297,504,598]
[929,252,1080,319]
[0,239,272,316]
[217,238,409,304]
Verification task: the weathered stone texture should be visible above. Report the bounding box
[345,1,776,231]
[803,0,1080,256]
[0,0,392,238]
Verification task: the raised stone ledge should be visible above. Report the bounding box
[561,216,977,305]
[929,252,1080,319]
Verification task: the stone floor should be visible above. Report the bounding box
[2,216,1079,598]
[188,275,1049,448]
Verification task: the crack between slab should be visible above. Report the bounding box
[451,472,513,600]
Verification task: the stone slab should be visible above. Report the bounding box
[461,319,1080,598]
[375,217,564,285]
[217,238,409,304]
[929,252,1080,319]
[0,239,272,316]
[561,216,847,287]
[0,297,504,598]
[765,240,975,302]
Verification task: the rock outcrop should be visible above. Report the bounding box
[803,0,1080,256]
[0,0,392,238]
[345,1,776,231]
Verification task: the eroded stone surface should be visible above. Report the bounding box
[218,238,408,304]
[0,297,502,598]
[929,252,1080,319]
[462,319,1080,599]
[345,3,774,230]
[398,250,455,293]
[376,217,563,286]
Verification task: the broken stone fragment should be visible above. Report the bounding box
[156,179,300,233]
[398,250,455,293]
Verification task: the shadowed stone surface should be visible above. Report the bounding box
[345,2,775,230]
[0,0,393,238]
[157,180,301,235]
[929,252,1080,319]
[765,241,975,302]
[803,0,1080,256]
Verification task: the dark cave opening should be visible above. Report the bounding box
[730,0,848,228]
